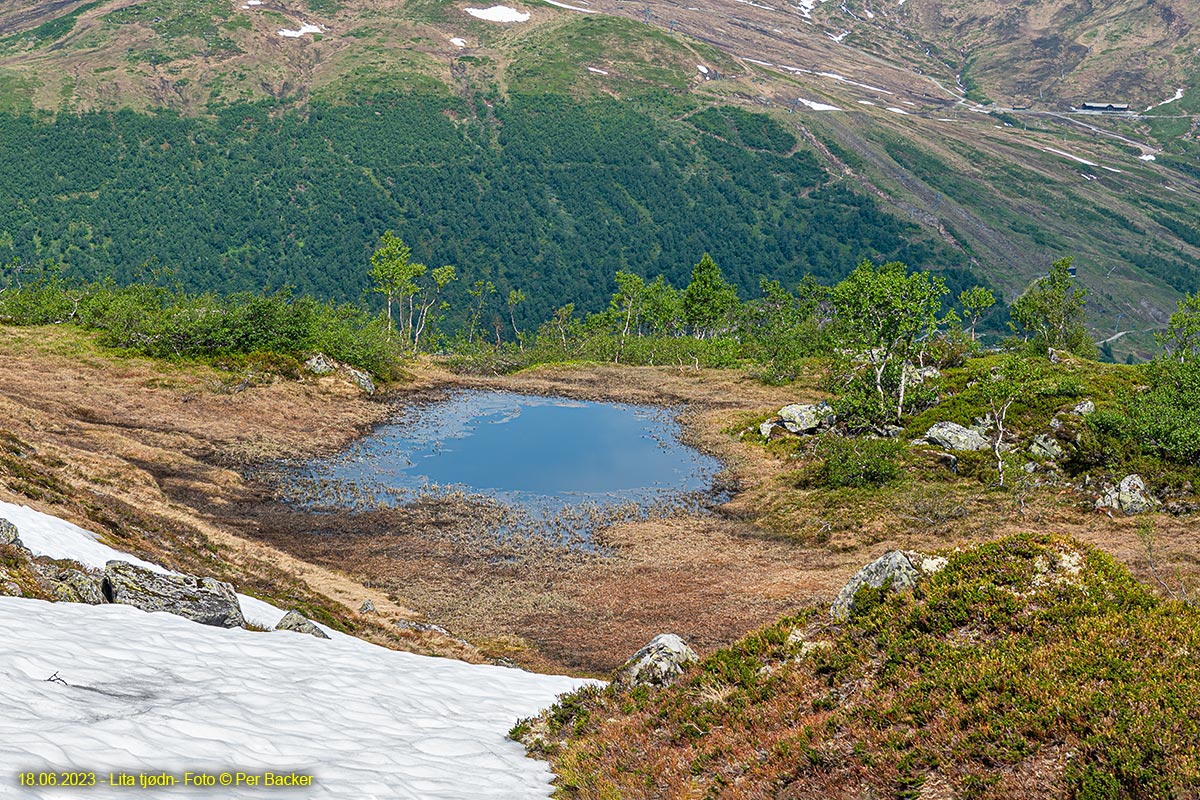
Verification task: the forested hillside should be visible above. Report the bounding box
[0,94,966,325]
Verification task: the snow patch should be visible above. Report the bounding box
[735,0,776,9]
[817,70,893,94]
[278,23,321,37]
[0,597,591,798]
[587,66,609,75]
[465,5,531,21]
[0,504,595,797]
[797,97,841,111]
[797,0,828,19]
[828,30,849,42]
[858,100,875,105]
[1139,153,1157,161]
[744,58,774,66]
[697,64,709,74]
[1145,87,1185,112]
[543,0,597,13]
[1044,146,1097,167]
[885,106,909,114]
[450,36,467,47]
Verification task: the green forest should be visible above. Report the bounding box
[0,92,983,326]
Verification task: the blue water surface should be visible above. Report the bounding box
[292,390,724,521]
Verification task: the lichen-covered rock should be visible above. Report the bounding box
[759,420,778,439]
[1029,433,1065,460]
[831,551,922,622]
[37,565,103,605]
[925,421,990,452]
[1096,474,1160,515]
[304,353,337,375]
[276,610,330,639]
[101,561,246,628]
[613,633,698,689]
[0,518,23,549]
[359,599,377,614]
[778,402,836,434]
[345,367,376,396]
[903,364,941,386]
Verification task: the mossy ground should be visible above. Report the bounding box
[520,535,1200,799]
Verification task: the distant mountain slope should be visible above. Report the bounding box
[0,0,1196,355]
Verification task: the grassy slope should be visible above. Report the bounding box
[517,534,1200,799]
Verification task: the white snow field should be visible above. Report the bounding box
[278,23,321,37]
[0,502,593,798]
[797,97,841,111]
[465,6,531,22]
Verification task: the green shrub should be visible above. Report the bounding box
[817,436,903,488]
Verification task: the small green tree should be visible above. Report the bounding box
[642,275,683,336]
[369,231,420,341]
[507,288,526,350]
[831,260,948,423]
[959,285,996,342]
[1159,291,1200,362]
[683,254,739,339]
[1010,257,1094,357]
[970,355,1041,486]
[411,264,456,354]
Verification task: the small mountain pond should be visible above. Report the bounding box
[281,390,727,547]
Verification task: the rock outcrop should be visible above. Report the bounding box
[0,518,22,548]
[1096,474,1160,514]
[101,561,246,628]
[276,610,330,639]
[612,633,698,689]
[831,550,946,622]
[925,421,989,452]
[35,564,103,604]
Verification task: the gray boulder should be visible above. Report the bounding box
[305,353,337,375]
[925,421,990,452]
[759,420,778,439]
[359,599,377,614]
[0,518,24,549]
[831,551,921,622]
[778,401,836,434]
[101,561,246,628]
[1096,474,1160,515]
[346,367,376,396]
[1029,433,1065,460]
[276,610,330,639]
[613,633,698,689]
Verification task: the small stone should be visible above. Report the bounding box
[1070,399,1095,417]
[1095,474,1160,515]
[359,599,377,614]
[345,367,376,396]
[304,353,337,375]
[276,610,330,639]
[1029,433,1065,460]
[613,633,698,689]
[778,402,836,434]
